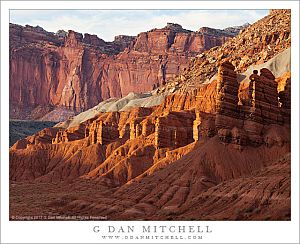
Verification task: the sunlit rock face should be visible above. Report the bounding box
[9,23,234,120]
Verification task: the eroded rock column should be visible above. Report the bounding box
[215,61,242,130]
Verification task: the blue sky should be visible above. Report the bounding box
[10,10,269,41]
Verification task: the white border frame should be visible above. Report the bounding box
[1,1,299,243]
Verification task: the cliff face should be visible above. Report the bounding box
[9,10,291,221]
[9,25,131,118]
[9,23,233,119]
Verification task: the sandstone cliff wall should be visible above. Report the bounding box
[10,23,232,119]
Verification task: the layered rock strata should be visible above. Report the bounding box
[9,11,291,221]
[193,111,216,141]
[215,62,290,146]
[215,61,241,130]
[279,77,291,123]
[154,111,195,148]
[246,68,282,124]
[52,125,85,144]
[14,61,290,154]
[88,121,119,145]
[10,23,234,119]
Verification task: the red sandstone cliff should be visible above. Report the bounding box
[9,10,291,221]
[9,23,235,119]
